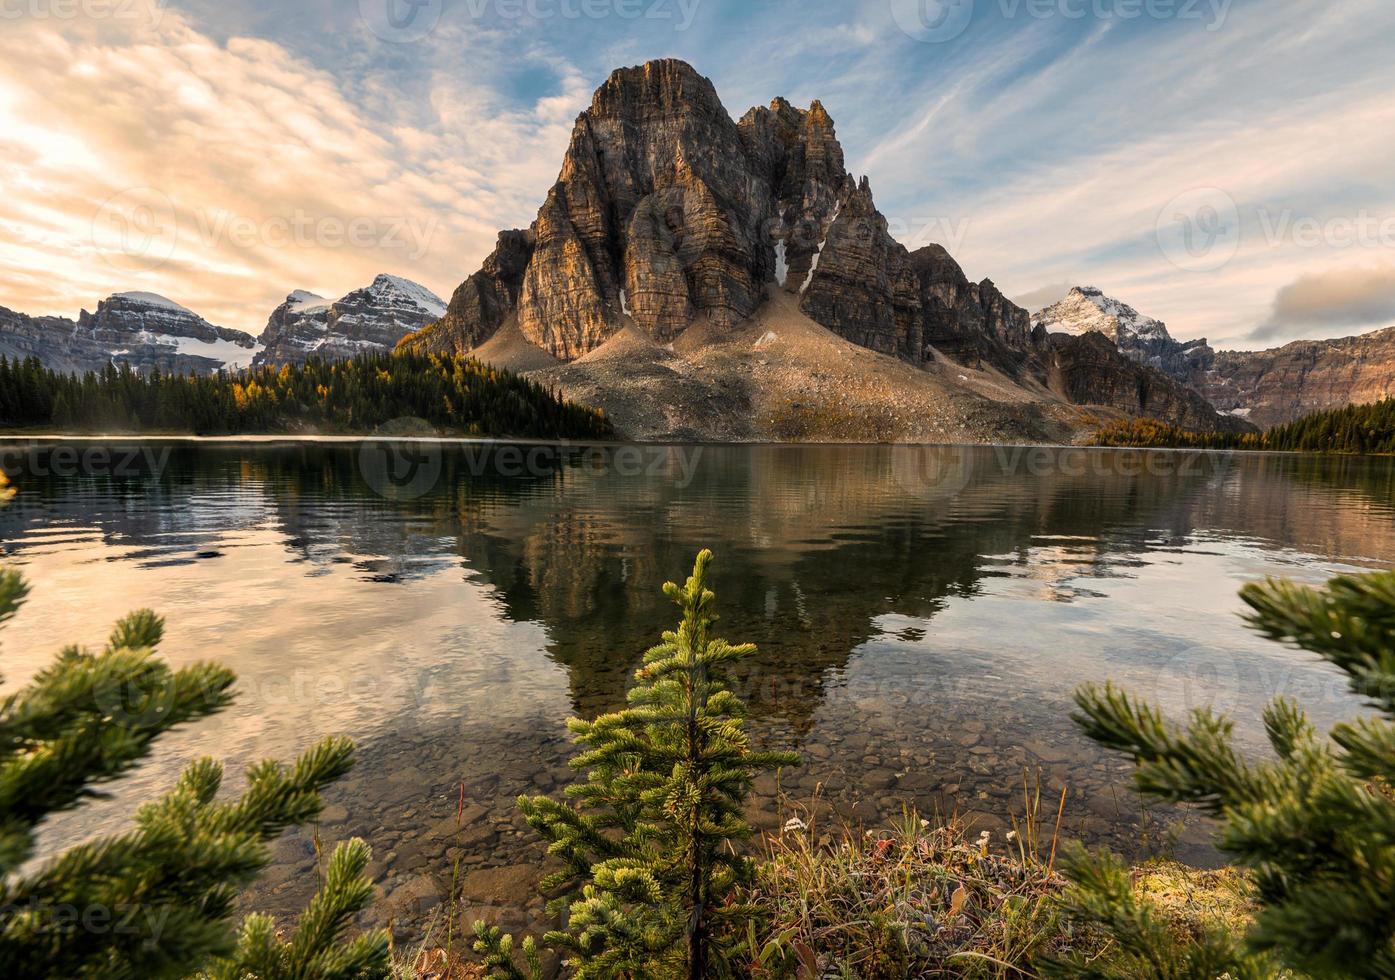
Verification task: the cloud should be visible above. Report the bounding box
[1250,265,1395,342]
[2,0,1395,356]
[0,11,581,332]
[1012,282,1074,313]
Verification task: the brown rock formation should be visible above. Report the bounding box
[1047,332,1251,434]
[1204,327,1395,427]
[407,232,534,355]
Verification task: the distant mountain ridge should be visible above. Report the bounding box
[1204,327,1395,427]
[0,274,444,377]
[0,292,259,376]
[254,274,445,367]
[1032,285,1395,428]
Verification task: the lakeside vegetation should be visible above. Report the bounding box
[0,352,612,440]
[1090,397,1395,454]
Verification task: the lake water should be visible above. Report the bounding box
[1,439,1392,938]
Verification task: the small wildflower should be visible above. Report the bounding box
[1005,830,1017,841]
[783,816,807,833]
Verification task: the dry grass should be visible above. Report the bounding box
[741,779,1075,979]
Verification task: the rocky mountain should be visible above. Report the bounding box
[255,274,445,367]
[1032,287,1214,387]
[0,292,260,375]
[404,59,1242,442]
[1032,286,1395,429]
[1044,332,1237,432]
[408,62,1045,374]
[1203,327,1395,428]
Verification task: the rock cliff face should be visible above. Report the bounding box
[407,232,534,355]
[0,293,260,375]
[0,306,111,375]
[255,275,445,366]
[1203,327,1395,428]
[1032,286,1395,429]
[1045,332,1250,434]
[1032,287,1213,386]
[404,59,1052,374]
[912,245,1042,370]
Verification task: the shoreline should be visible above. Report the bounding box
[0,430,1362,458]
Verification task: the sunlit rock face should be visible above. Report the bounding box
[1202,327,1395,428]
[408,59,1049,368]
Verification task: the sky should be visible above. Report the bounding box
[0,0,1392,350]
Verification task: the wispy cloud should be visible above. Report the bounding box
[0,7,582,330]
[1,0,1392,352]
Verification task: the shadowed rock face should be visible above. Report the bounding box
[1046,332,1252,434]
[912,245,1042,371]
[406,59,1049,370]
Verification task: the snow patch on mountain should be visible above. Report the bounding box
[112,291,195,315]
[287,290,330,314]
[373,275,447,319]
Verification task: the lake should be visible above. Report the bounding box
[1,439,1391,938]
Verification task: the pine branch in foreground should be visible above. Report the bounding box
[1046,568,1395,978]
[0,470,390,979]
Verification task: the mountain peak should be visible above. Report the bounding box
[401,60,1040,367]
[286,289,329,312]
[366,274,446,317]
[109,291,194,315]
[1035,286,1171,343]
[1033,286,1215,388]
[256,274,445,367]
[589,59,723,122]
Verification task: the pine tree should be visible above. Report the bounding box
[1047,568,1395,978]
[0,471,390,979]
[474,550,799,979]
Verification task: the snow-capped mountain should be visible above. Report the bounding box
[78,292,261,372]
[1032,286,1170,344]
[254,274,446,367]
[0,292,260,375]
[1032,286,1214,387]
